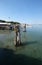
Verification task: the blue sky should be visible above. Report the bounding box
[0,0,42,24]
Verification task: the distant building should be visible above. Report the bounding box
[0,23,11,30]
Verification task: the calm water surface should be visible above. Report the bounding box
[0,24,42,60]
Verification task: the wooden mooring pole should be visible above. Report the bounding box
[14,24,21,46]
[23,24,26,32]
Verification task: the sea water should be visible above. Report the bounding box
[0,24,42,61]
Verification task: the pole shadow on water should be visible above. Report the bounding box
[21,41,38,46]
[0,48,42,65]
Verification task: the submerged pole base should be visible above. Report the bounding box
[15,42,22,47]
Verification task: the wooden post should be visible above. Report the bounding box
[14,24,21,46]
[23,24,26,32]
